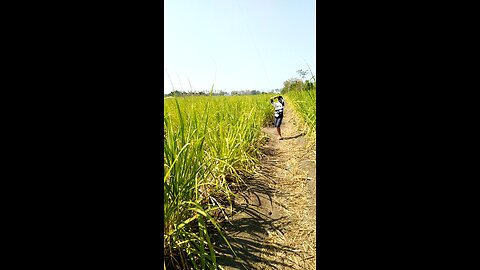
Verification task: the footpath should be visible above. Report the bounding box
[215,106,317,270]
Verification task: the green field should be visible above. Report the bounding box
[286,89,316,141]
[164,92,315,269]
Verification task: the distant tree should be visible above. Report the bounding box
[170,90,183,96]
[281,78,303,94]
[296,69,308,80]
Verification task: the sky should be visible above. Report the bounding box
[164,0,315,94]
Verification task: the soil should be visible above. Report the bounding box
[213,106,316,269]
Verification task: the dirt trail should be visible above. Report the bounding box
[215,106,316,269]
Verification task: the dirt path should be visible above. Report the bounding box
[215,106,316,269]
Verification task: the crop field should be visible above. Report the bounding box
[164,94,274,269]
[164,92,316,269]
[287,89,316,142]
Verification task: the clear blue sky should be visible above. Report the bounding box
[164,0,315,94]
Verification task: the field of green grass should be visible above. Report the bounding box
[164,94,273,269]
[164,91,315,269]
[286,89,316,141]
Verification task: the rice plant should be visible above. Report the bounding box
[164,94,272,269]
[286,89,316,141]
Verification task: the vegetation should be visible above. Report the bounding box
[164,94,272,269]
[164,89,280,97]
[164,68,316,269]
[282,68,316,141]
[281,69,316,94]
[286,89,316,141]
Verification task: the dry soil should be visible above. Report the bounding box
[215,106,317,270]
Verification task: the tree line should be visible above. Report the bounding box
[164,67,315,97]
[164,89,280,97]
[280,69,316,94]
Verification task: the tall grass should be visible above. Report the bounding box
[286,88,316,143]
[164,94,272,269]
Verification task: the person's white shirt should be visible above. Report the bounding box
[273,101,283,113]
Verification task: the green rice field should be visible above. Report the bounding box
[164,91,315,269]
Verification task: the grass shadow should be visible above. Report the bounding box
[281,132,305,140]
[213,215,298,269]
[212,169,300,269]
[209,132,304,269]
[212,197,300,270]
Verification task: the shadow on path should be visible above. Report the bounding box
[213,164,300,269]
[213,119,309,269]
[280,132,305,141]
[213,178,301,269]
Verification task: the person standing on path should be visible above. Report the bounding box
[270,95,285,140]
